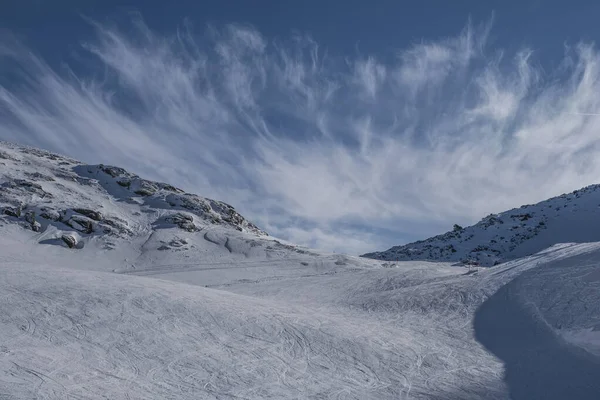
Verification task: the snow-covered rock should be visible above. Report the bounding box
[0,141,266,251]
[363,184,600,266]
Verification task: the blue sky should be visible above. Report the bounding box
[3,1,600,254]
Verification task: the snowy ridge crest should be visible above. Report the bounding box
[362,184,600,266]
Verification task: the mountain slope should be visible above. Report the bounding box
[2,141,600,399]
[362,185,600,266]
[0,141,265,247]
[3,229,600,399]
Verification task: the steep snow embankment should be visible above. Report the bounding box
[363,185,600,266]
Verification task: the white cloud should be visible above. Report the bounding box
[354,57,386,100]
[3,17,600,255]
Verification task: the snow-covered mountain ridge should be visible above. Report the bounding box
[2,141,600,399]
[0,141,266,251]
[362,184,600,266]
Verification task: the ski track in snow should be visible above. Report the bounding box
[2,142,600,399]
[3,241,600,399]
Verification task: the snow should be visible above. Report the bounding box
[363,185,600,266]
[1,141,600,399]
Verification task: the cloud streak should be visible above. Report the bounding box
[3,16,600,254]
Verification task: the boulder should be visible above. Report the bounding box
[164,213,198,232]
[61,235,77,248]
[3,206,21,218]
[73,208,103,221]
[40,208,61,221]
[25,211,41,232]
[64,215,94,234]
[101,218,131,236]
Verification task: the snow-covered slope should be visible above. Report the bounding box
[0,140,364,279]
[363,185,600,266]
[0,141,265,251]
[3,229,600,399]
[2,141,600,399]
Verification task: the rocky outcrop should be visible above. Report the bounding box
[63,214,95,234]
[163,213,198,232]
[73,208,103,221]
[61,235,77,248]
[101,217,132,236]
[24,211,41,232]
[24,172,55,182]
[0,150,18,161]
[74,163,266,235]
[3,206,21,218]
[0,141,268,251]
[1,178,53,199]
[39,208,60,221]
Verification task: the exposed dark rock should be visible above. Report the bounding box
[511,213,532,221]
[40,208,60,221]
[453,224,464,232]
[158,183,184,193]
[24,211,41,232]
[134,188,155,197]
[3,206,21,218]
[73,208,103,221]
[24,172,55,181]
[2,179,53,198]
[2,145,268,244]
[64,215,94,234]
[164,213,197,232]
[9,179,42,190]
[169,238,188,248]
[101,218,132,236]
[61,235,77,248]
[20,147,60,160]
[55,171,77,180]
[73,176,98,186]
[163,194,266,235]
[0,151,17,161]
[99,165,127,178]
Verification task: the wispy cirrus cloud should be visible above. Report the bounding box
[2,16,600,254]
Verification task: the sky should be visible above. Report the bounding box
[3,1,600,254]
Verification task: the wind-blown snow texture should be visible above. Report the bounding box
[1,141,600,399]
[363,186,600,266]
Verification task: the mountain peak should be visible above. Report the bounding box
[362,184,600,266]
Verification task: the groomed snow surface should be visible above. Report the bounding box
[2,142,600,399]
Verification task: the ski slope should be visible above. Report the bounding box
[2,142,600,399]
